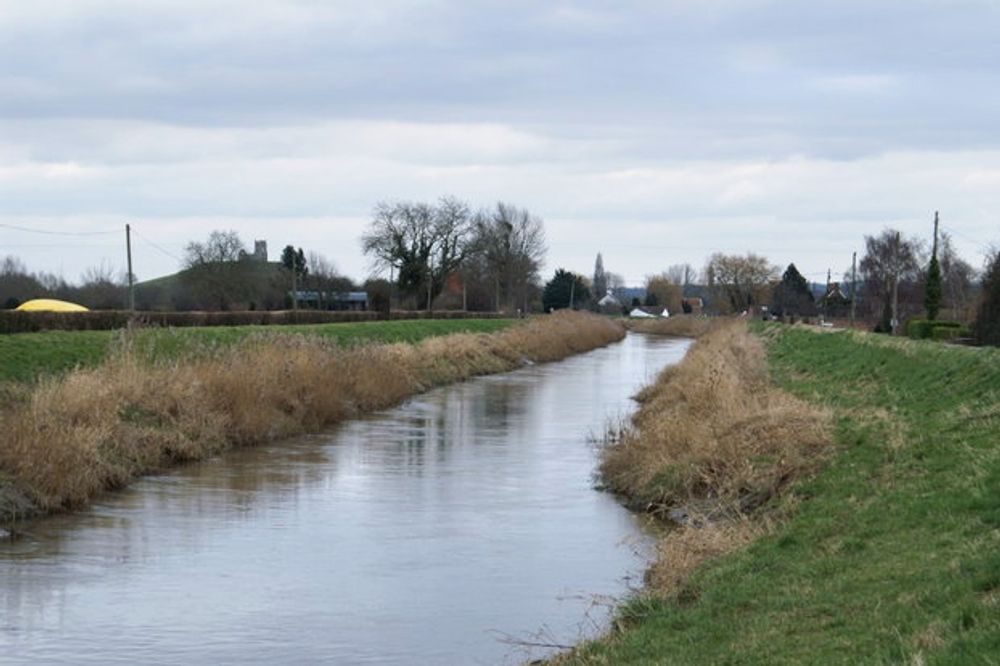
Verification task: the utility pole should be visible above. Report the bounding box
[891,230,901,335]
[426,266,433,313]
[569,278,576,310]
[291,265,298,311]
[850,251,857,328]
[125,223,135,312]
[824,268,831,320]
[933,211,940,257]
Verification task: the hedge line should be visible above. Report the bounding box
[0,309,505,334]
[906,319,971,341]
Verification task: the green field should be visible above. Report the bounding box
[565,326,1000,664]
[0,319,517,384]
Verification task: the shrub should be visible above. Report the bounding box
[0,309,508,335]
[931,325,971,341]
[908,319,963,339]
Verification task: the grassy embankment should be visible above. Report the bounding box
[0,318,516,385]
[0,312,623,524]
[562,323,1000,664]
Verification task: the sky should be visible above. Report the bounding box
[2,0,1000,286]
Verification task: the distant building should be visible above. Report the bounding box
[682,297,704,315]
[597,289,621,313]
[253,240,268,262]
[293,290,369,311]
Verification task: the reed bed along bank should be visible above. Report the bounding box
[0,311,624,524]
[623,314,716,338]
[599,320,832,595]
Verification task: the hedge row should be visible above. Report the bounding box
[0,309,505,334]
[906,319,971,341]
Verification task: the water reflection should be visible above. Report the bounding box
[1,334,690,665]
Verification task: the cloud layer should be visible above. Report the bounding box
[2,1,999,283]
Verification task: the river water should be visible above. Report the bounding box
[1,333,690,665]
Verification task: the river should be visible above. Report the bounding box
[1,333,690,665]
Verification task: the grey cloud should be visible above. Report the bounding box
[2,1,999,158]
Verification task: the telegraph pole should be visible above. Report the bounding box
[125,223,135,311]
[291,265,298,311]
[850,251,857,328]
[569,278,575,310]
[824,268,831,320]
[933,211,940,256]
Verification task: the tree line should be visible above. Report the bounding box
[361,197,546,312]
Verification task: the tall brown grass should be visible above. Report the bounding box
[602,321,831,513]
[599,321,832,596]
[0,311,623,523]
[623,315,717,338]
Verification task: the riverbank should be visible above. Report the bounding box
[560,323,1000,663]
[0,311,623,525]
[0,318,517,385]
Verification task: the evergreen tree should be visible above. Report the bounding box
[281,245,308,279]
[592,253,607,299]
[542,269,590,311]
[925,213,942,320]
[975,250,1000,346]
[772,263,816,317]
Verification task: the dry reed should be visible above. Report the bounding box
[624,315,717,338]
[599,320,832,597]
[601,320,831,512]
[0,311,624,522]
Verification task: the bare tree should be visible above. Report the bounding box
[74,262,127,309]
[184,230,246,266]
[664,263,695,288]
[859,229,923,332]
[470,202,547,312]
[704,252,778,313]
[644,273,683,312]
[0,256,47,307]
[181,229,258,310]
[305,251,354,296]
[939,232,976,320]
[362,197,476,310]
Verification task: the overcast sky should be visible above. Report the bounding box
[2,0,1000,285]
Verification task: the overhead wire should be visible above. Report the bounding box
[0,222,120,236]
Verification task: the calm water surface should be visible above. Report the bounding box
[1,333,690,665]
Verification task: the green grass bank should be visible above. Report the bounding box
[563,325,1000,664]
[0,318,516,384]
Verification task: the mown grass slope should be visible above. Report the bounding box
[564,326,1000,664]
[0,319,516,384]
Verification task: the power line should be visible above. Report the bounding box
[0,222,119,236]
[130,227,184,263]
[940,224,994,254]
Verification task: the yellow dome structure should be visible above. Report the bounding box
[15,299,90,313]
